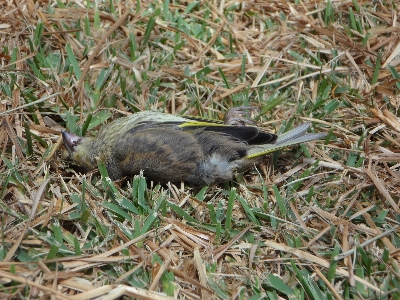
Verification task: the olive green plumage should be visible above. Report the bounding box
[62,110,326,186]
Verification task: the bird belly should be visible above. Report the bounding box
[104,120,248,186]
[110,127,203,183]
[191,153,238,186]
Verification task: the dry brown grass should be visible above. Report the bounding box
[1,0,400,299]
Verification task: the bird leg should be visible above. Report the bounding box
[224,106,258,126]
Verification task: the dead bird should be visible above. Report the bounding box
[62,109,326,186]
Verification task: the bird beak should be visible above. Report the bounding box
[61,130,82,153]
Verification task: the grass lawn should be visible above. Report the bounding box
[1,0,399,299]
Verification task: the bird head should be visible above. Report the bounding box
[62,130,82,155]
[61,130,97,171]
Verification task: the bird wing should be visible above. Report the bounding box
[123,118,277,145]
[111,111,276,144]
[178,121,263,143]
[182,115,225,124]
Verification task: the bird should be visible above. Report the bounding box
[62,109,326,186]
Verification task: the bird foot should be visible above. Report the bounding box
[224,106,258,126]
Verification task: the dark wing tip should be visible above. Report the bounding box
[247,131,278,145]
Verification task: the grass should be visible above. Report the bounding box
[1,0,400,299]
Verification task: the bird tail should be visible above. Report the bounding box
[246,122,326,159]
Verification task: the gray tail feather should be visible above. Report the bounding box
[276,122,311,144]
[247,122,326,158]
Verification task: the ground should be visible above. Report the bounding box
[0,0,399,299]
